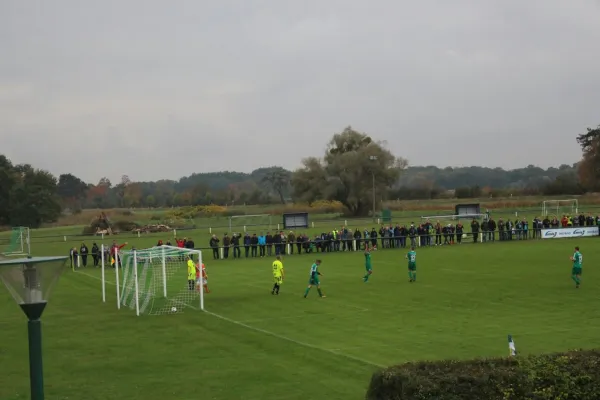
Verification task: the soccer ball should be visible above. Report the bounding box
[171,306,177,313]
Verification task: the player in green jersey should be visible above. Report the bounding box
[570,246,583,288]
[363,245,373,282]
[304,259,326,298]
[406,247,417,282]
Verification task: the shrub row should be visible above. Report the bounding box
[366,350,600,400]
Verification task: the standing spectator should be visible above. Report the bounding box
[251,233,259,257]
[288,231,296,254]
[274,231,283,255]
[185,237,195,261]
[487,217,496,241]
[408,224,417,248]
[222,234,231,259]
[370,228,378,249]
[353,228,362,251]
[91,242,100,267]
[471,219,480,243]
[243,233,251,257]
[80,242,89,267]
[498,218,505,241]
[515,220,523,240]
[258,233,266,257]
[399,225,407,248]
[481,219,489,243]
[456,221,464,244]
[209,235,220,260]
[231,233,241,258]
[434,221,442,246]
[297,233,304,254]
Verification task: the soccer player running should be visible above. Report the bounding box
[304,259,326,298]
[406,247,417,282]
[271,255,284,295]
[363,245,373,282]
[570,246,583,288]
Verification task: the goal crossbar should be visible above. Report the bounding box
[541,199,578,216]
[228,214,272,232]
[421,214,484,221]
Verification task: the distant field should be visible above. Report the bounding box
[2,237,600,399]
[1,194,600,256]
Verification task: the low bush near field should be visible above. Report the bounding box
[366,350,600,400]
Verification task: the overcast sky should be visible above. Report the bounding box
[1,0,599,184]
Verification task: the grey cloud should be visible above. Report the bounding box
[1,0,599,183]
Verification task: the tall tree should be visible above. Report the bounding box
[57,173,88,210]
[0,155,16,225]
[8,165,61,227]
[261,167,291,204]
[576,125,600,191]
[291,126,407,216]
[115,175,131,207]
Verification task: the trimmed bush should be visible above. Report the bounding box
[366,350,600,400]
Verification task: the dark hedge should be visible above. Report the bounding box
[366,350,600,400]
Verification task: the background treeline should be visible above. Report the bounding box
[1,124,598,226]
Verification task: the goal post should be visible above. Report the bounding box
[110,245,204,316]
[1,226,31,256]
[542,199,578,217]
[229,214,273,233]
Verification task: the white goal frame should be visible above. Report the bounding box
[103,245,204,316]
[229,214,272,233]
[1,226,31,256]
[542,199,578,217]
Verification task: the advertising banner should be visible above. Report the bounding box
[541,227,599,239]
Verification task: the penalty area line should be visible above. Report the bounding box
[203,309,385,369]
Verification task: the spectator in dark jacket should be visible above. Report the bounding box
[244,233,251,257]
[209,235,220,260]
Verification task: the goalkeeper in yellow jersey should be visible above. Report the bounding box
[271,255,284,295]
[187,256,196,290]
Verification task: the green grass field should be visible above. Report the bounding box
[2,236,600,399]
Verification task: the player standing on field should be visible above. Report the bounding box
[406,247,417,282]
[187,256,195,290]
[570,246,583,288]
[271,256,284,295]
[363,245,373,282]
[196,262,210,293]
[304,259,326,298]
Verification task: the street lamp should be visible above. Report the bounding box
[369,155,378,220]
[0,256,68,400]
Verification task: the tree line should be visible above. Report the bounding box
[1,125,598,226]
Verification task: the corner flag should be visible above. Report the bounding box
[508,334,517,356]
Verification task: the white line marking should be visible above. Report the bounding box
[203,309,384,368]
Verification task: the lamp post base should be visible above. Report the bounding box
[20,302,47,400]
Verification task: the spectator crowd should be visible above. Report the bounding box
[68,213,600,266]
[204,213,600,259]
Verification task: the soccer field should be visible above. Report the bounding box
[1,239,600,399]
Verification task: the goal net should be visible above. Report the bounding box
[116,245,204,316]
[229,214,272,233]
[1,227,31,256]
[542,199,578,217]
